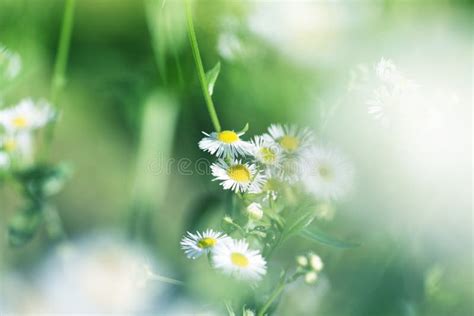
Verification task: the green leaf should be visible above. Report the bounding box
[205,61,221,96]
[278,202,317,244]
[300,227,360,249]
[238,122,249,134]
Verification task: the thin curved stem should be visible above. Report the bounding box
[42,0,76,160]
[257,277,287,316]
[51,0,76,106]
[184,0,222,132]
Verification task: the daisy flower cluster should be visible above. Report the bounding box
[0,46,70,247]
[0,98,55,170]
[199,123,353,203]
[180,122,354,311]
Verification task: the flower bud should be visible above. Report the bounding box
[243,309,256,316]
[246,202,263,221]
[309,253,323,272]
[304,271,318,285]
[223,216,233,224]
[296,255,308,267]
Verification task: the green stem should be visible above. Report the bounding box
[51,0,76,106]
[42,0,76,160]
[184,0,222,132]
[257,277,287,316]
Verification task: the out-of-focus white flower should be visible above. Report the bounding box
[304,271,318,285]
[367,86,397,126]
[199,130,254,158]
[217,32,245,61]
[0,98,55,133]
[212,239,267,282]
[249,2,354,66]
[251,134,282,167]
[301,145,353,201]
[211,159,266,193]
[266,124,313,154]
[36,236,164,314]
[375,57,398,82]
[366,58,419,126]
[0,132,34,162]
[180,229,229,259]
[275,156,303,184]
[0,44,21,80]
[0,151,9,169]
[309,253,324,272]
[246,202,263,221]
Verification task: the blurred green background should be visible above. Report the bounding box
[0,0,472,315]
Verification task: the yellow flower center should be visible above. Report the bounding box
[3,139,16,152]
[231,252,249,268]
[279,135,299,151]
[318,165,333,180]
[217,130,239,144]
[197,237,217,249]
[227,164,251,183]
[12,116,28,128]
[260,147,276,163]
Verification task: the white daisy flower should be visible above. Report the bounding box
[198,130,254,158]
[0,45,21,80]
[0,132,33,156]
[275,155,304,184]
[266,124,313,154]
[0,98,55,133]
[180,229,229,259]
[251,134,282,167]
[301,145,353,201]
[211,159,266,194]
[212,239,267,281]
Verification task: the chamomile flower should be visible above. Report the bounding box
[301,145,353,201]
[251,135,282,167]
[0,45,21,80]
[198,130,253,158]
[0,98,55,133]
[211,159,266,193]
[180,229,229,259]
[275,155,303,184]
[212,239,267,281]
[0,133,33,157]
[266,124,313,154]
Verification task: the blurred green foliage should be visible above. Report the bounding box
[0,0,472,315]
